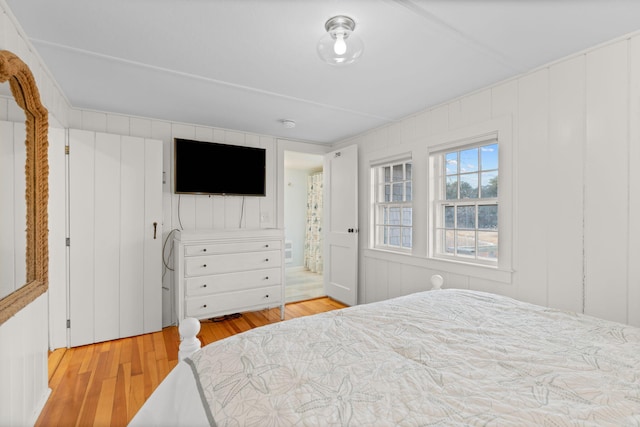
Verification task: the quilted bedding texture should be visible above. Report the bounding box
[186,289,640,427]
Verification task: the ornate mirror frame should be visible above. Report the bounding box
[0,50,49,326]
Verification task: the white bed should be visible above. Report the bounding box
[130,289,640,426]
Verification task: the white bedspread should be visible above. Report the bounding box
[131,290,640,426]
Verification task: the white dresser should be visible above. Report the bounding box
[174,228,285,323]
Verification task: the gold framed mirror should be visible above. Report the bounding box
[0,50,49,326]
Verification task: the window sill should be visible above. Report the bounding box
[364,248,513,284]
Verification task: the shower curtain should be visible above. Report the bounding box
[304,172,323,273]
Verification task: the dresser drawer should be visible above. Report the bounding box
[185,285,282,318]
[185,268,281,296]
[185,240,282,256]
[185,250,281,277]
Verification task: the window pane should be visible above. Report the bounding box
[480,171,498,198]
[393,164,403,181]
[444,206,454,228]
[446,176,458,200]
[402,228,412,248]
[402,207,412,226]
[392,183,403,201]
[456,230,476,257]
[383,206,388,225]
[405,181,412,201]
[383,226,388,245]
[384,184,391,202]
[384,166,391,183]
[445,230,455,254]
[389,207,401,225]
[459,148,478,173]
[481,144,498,170]
[478,205,498,230]
[459,173,478,199]
[389,227,400,246]
[457,206,475,229]
[445,152,458,175]
[478,231,498,260]
[405,163,412,180]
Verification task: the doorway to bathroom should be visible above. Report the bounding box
[284,151,325,302]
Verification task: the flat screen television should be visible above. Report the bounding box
[174,138,266,196]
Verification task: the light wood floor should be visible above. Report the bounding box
[36,297,346,427]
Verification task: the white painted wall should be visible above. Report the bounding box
[0,1,72,424]
[334,32,640,326]
[64,110,286,328]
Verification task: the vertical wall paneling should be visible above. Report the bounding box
[353,33,640,324]
[120,136,146,338]
[584,40,629,323]
[151,120,175,328]
[515,69,550,306]
[0,294,49,426]
[94,133,121,342]
[0,4,70,424]
[260,136,277,228]
[628,36,640,327]
[195,196,214,229]
[144,139,163,333]
[546,55,586,313]
[69,129,96,347]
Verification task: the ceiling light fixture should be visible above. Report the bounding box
[317,15,364,66]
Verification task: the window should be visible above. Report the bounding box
[432,142,498,265]
[373,160,412,251]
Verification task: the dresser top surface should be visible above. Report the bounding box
[175,228,284,243]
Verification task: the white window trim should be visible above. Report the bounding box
[431,138,499,266]
[370,156,413,253]
[426,117,513,280]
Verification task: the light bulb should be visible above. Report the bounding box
[334,32,347,55]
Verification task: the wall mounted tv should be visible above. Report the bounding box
[174,138,266,196]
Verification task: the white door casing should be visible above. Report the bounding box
[323,145,358,306]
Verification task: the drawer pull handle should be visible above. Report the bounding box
[265,244,269,248]
[265,276,269,280]
[265,258,269,262]
[265,294,269,298]
[203,284,207,288]
[203,248,207,252]
[203,304,207,308]
[203,264,207,268]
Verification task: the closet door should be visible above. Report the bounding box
[68,130,162,347]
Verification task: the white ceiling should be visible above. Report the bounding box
[6,0,640,144]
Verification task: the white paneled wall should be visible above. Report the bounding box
[66,109,281,327]
[0,294,49,426]
[336,32,640,326]
[0,2,72,425]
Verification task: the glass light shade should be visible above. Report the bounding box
[317,17,364,66]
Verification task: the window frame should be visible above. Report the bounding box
[371,157,413,253]
[431,140,499,267]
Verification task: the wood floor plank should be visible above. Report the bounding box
[35,297,346,427]
[94,377,116,426]
[111,364,129,427]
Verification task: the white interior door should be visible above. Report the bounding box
[323,145,358,306]
[69,130,162,347]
